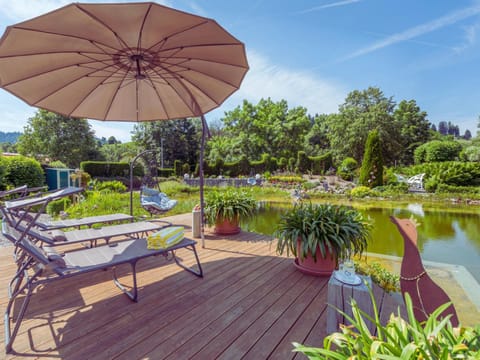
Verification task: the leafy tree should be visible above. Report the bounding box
[464,129,472,140]
[359,130,383,188]
[132,118,201,167]
[326,87,399,165]
[393,100,431,165]
[438,121,448,135]
[17,110,100,168]
[430,123,437,132]
[221,98,310,161]
[303,114,331,155]
[107,136,120,145]
[447,122,460,137]
[99,142,139,162]
[0,142,17,153]
[206,135,243,163]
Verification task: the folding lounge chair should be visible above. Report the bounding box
[21,220,171,247]
[1,185,134,230]
[34,213,134,230]
[2,220,203,353]
[3,187,168,248]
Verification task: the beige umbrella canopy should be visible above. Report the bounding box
[0,2,249,246]
[0,2,248,120]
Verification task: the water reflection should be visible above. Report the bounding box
[242,202,480,282]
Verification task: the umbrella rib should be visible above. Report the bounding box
[137,3,153,52]
[74,3,133,56]
[101,68,133,120]
[144,75,171,119]
[0,57,118,87]
[30,62,118,107]
[150,66,211,116]
[12,25,123,54]
[146,19,209,53]
[152,57,245,89]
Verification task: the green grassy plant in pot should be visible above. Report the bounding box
[275,203,371,276]
[204,188,257,235]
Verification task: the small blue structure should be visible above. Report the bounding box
[45,168,76,190]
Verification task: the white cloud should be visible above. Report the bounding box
[344,4,480,60]
[209,50,346,118]
[297,0,361,14]
[454,23,480,52]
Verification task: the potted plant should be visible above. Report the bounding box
[275,203,371,276]
[204,188,257,235]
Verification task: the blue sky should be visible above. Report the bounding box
[0,0,479,141]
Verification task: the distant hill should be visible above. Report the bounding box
[0,131,21,143]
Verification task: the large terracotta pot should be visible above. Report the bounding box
[294,240,337,276]
[214,216,241,235]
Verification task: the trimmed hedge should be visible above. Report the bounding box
[0,155,44,190]
[359,130,383,188]
[80,161,144,178]
[414,140,462,163]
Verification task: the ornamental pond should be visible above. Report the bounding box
[241,201,480,283]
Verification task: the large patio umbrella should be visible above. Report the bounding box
[0,2,249,247]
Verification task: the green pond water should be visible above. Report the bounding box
[241,202,480,283]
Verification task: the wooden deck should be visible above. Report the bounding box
[0,213,398,359]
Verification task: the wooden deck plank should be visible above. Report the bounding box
[96,252,283,359]
[214,274,318,359]
[15,241,274,357]
[122,257,292,360]
[0,214,388,360]
[241,276,329,360]
[181,268,307,360]
[268,280,329,359]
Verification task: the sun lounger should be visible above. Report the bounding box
[2,220,203,353]
[32,213,134,230]
[30,220,170,247]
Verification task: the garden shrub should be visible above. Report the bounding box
[278,157,287,171]
[2,155,44,189]
[350,185,373,198]
[80,161,141,178]
[250,156,267,174]
[269,175,305,187]
[288,157,296,172]
[296,151,310,173]
[238,155,250,175]
[158,168,174,177]
[46,197,71,216]
[462,145,480,162]
[48,160,68,168]
[337,157,358,181]
[404,162,480,188]
[359,129,383,188]
[173,159,182,177]
[414,140,462,163]
[182,163,190,175]
[310,152,333,175]
[354,261,400,293]
[93,180,127,193]
[436,184,480,194]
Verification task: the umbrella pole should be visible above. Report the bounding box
[199,114,207,248]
